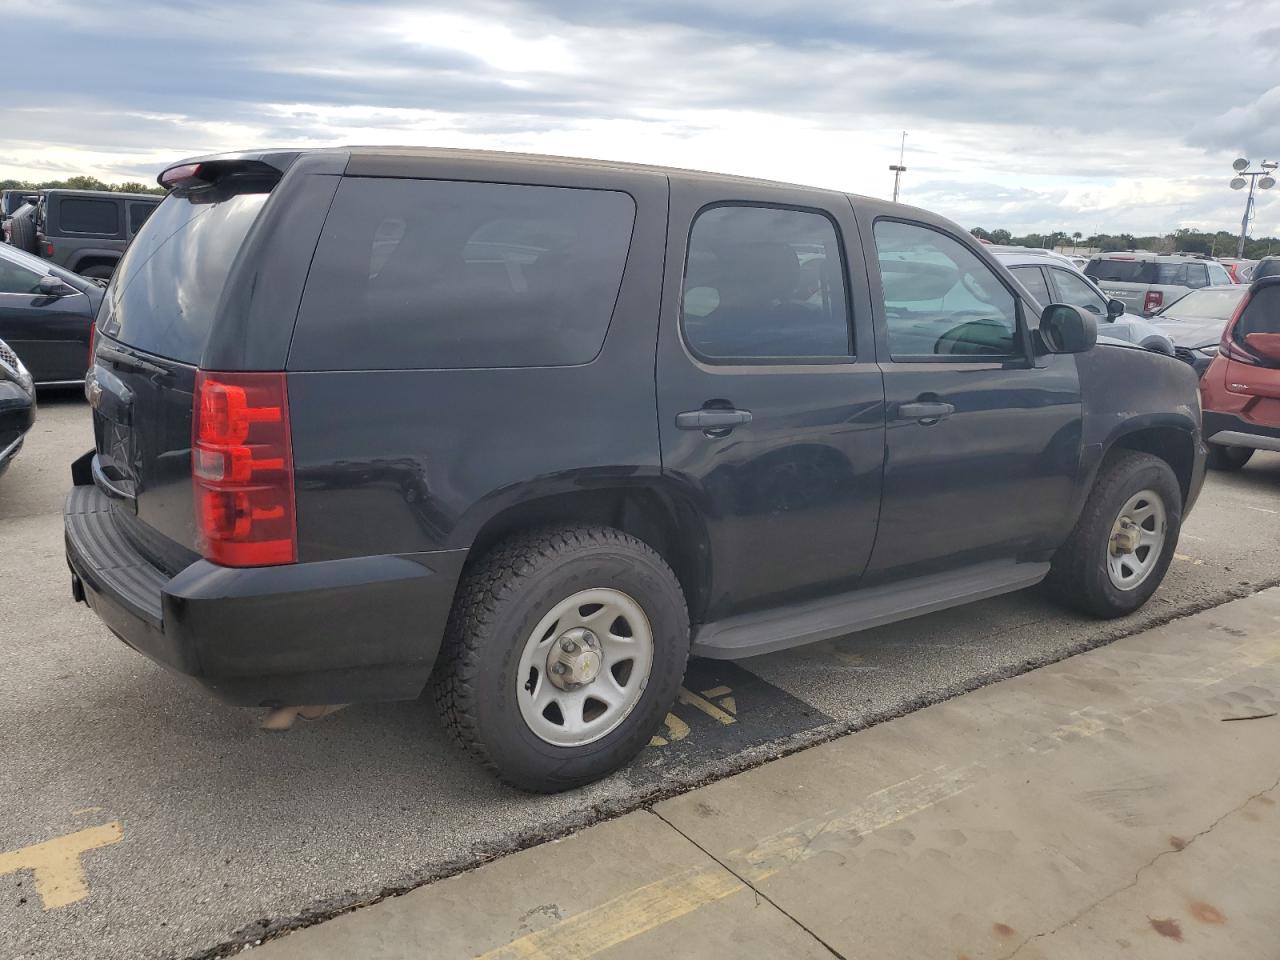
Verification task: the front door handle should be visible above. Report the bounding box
[897,401,955,423]
[676,408,753,431]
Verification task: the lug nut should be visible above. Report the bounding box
[553,663,567,675]
[561,639,578,653]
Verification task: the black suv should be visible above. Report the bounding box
[65,148,1205,791]
[7,189,161,279]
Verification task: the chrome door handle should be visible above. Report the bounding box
[897,401,954,423]
[675,409,753,431]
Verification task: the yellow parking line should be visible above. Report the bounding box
[0,822,123,910]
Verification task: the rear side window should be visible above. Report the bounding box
[1009,266,1050,305]
[101,192,269,363]
[681,205,851,360]
[289,178,636,370]
[58,197,119,235]
[128,202,155,235]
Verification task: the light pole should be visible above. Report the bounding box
[1230,157,1276,258]
[889,131,907,203]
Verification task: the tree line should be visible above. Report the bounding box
[969,226,1278,260]
[1,175,165,196]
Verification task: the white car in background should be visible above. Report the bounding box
[991,247,1175,355]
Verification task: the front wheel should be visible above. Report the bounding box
[433,526,689,792]
[1206,443,1253,472]
[1046,451,1181,618]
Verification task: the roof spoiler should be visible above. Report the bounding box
[157,151,300,193]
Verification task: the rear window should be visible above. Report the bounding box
[100,192,269,364]
[58,197,119,235]
[1086,258,1201,287]
[289,178,636,370]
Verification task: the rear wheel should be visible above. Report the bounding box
[433,526,689,792]
[1206,443,1253,472]
[1047,451,1181,618]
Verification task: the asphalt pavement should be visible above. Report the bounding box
[2,391,1279,960]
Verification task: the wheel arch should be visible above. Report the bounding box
[461,479,713,625]
[1104,421,1198,506]
[65,250,121,274]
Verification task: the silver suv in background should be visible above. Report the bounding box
[994,248,1174,354]
[1085,252,1234,316]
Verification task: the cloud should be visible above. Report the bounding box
[2,0,1275,234]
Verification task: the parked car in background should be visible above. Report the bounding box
[1219,258,1256,283]
[1199,275,1280,470]
[994,248,1174,355]
[6,189,161,279]
[1252,256,1280,281]
[66,148,1204,791]
[0,241,103,384]
[1085,252,1234,316]
[0,336,36,478]
[1,189,39,221]
[1148,285,1249,376]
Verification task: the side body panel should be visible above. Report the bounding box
[286,158,670,563]
[654,177,886,622]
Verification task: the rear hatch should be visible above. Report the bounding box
[1085,258,1193,315]
[89,176,274,571]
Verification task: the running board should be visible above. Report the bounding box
[691,560,1051,660]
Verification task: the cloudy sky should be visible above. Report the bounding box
[5,0,1277,235]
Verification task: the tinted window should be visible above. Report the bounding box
[291,179,635,370]
[1182,263,1209,289]
[1236,285,1280,338]
[874,220,1018,358]
[59,197,119,235]
[682,206,850,360]
[0,251,44,294]
[1009,266,1050,305]
[102,192,269,363]
[128,202,156,235]
[1254,259,1280,280]
[1049,268,1107,316]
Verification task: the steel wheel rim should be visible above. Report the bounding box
[516,588,654,748]
[1106,488,1167,591]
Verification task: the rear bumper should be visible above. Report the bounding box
[65,481,468,707]
[1203,410,1280,453]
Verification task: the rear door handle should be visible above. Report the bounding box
[676,408,753,431]
[897,401,955,423]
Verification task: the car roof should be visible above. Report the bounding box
[1090,251,1213,263]
[41,189,161,201]
[990,248,1077,268]
[173,144,892,203]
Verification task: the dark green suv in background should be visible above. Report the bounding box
[5,188,161,279]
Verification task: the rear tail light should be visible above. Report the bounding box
[192,371,297,567]
[45,241,55,257]
[1143,290,1163,313]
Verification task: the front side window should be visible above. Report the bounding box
[0,254,44,295]
[291,178,636,370]
[682,205,851,360]
[873,220,1019,358]
[1050,268,1107,317]
[1010,266,1051,305]
[1207,263,1232,286]
[59,198,119,235]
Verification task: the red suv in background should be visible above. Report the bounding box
[1200,275,1280,470]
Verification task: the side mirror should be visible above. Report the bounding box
[1038,303,1097,354]
[37,275,71,297]
[1107,298,1125,320]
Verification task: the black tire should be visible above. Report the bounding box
[7,209,37,254]
[79,263,115,280]
[433,525,689,792]
[1046,450,1182,619]
[1206,443,1253,472]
